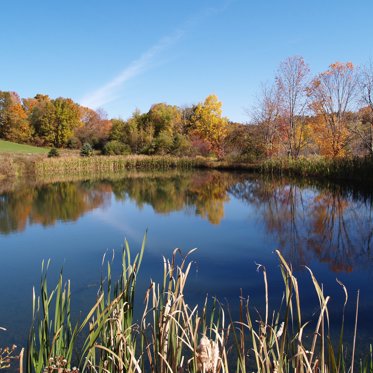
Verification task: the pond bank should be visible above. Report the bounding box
[0,153,260,182]
[1,153,373,184]
[261,156,373,183]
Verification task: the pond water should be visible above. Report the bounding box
[1,170,373,352]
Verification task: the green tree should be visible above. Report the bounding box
[28,94,56,144]
[191,94,228,158]
[110,116,140,153]
[29,95,81,147]
[146,103,181,136]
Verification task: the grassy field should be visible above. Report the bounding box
[0,139,49,154]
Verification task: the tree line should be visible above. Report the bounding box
[1,56,373,160]
[0,92,232,158]
[253,57,373,159]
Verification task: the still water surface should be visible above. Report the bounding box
[1,170,373,349]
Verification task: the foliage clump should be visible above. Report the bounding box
[102,140,130,155]
[48,147,60,158]
[80,142,93,157]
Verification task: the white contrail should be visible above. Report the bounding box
[80,29,184,109]
[80,0,234,109]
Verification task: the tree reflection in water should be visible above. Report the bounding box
[230,177,373,272]
[0,171,238,234]
[1,172,373,272]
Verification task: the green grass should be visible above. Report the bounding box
[0,140,49,155]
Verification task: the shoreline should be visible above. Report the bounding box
[1,153,373,185]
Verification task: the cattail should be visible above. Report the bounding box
[276,322,284,338]
[195,336,219,373]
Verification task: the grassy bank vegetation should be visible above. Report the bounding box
[35,155,200,176]
[0,151,261,182]
[1,239,371,373]
[0,153,43,181]
[261,156,373,182]
[3,150,373,185]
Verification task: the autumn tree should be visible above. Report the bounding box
[356,60,373,154]
[191,94,228,158]
[146,103,182,154]
[27,94,55,144]
[223,122,265,161]
[275,56,310,158]
[53,98,81,147]
[180,104,197,134]
[75,107,112,149]
[29,95,81,147]
[252,83,283,157]
[146,103,181,136]
[0,91,32,142]
[110,110,150,154]
[308,62,358,158]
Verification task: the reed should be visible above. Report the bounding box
[34,156,201,178]
[4,239,372,373]
[261,156,373,182]
[4,152,373,184]
[0,336,18,370]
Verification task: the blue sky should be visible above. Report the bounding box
[1,0,372,122]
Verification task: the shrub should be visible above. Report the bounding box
[48,148,60,158]
[102,140,130,155]
[154,131,174,155]
[67,137,81,149]
[80,143,93,157]
[172,133,192,156]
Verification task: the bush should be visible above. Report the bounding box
[102,140,131,155]
[48,148,60,158]
[80,143,93,157]
[154,131,174,155]
[172,133,192,156]
[67,137,81,149]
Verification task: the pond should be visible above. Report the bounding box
[1,170,373,352]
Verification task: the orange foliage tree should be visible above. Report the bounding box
[0,91,32,142]
[308,62,358,158]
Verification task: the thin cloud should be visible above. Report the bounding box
[80,0,234,109]
[80,29,185,109]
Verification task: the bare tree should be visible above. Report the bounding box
[276,56,310,158]
[357,60,373,154]
[251,82,282,158]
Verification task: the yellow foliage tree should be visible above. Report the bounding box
[192,94,228,158]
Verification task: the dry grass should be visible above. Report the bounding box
[261,156,373,182]
[1,239,372,373]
